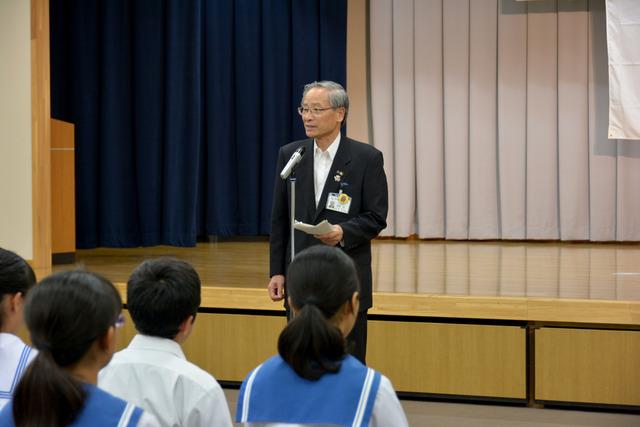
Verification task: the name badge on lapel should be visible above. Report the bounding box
[326,192,351,214]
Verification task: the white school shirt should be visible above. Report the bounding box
[313,134,341,207]
[0,333,37,411]
[98,334,232,427]
[240,375,408,427]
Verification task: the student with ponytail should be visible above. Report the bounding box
[0,270,159,427]
[237,246,408,427]
[0,248,37,410]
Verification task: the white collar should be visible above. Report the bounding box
[0,332,25,348]
[314,133,341,160]
[127,334,186,360]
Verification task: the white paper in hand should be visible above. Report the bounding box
[293,219,334,235]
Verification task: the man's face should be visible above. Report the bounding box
[300,88,345,142]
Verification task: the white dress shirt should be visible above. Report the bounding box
[241,375,409,427]
[0,333,37,411]
[313,134,341,207]
[98,334,232,427]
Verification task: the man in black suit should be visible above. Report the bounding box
[268,81,388,363]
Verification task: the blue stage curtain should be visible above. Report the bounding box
[50,0,347,248]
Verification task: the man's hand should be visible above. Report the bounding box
[268,274,285,301]
[315,224,344,247]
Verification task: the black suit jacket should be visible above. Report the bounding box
[269,136,388,309]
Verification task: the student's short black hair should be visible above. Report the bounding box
[127,258,201,339]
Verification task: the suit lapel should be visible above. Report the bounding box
[314,137,352,222]
[293,139,316,221]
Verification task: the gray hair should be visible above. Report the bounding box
[302,81,349,123]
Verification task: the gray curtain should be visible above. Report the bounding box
[370,0,640,241]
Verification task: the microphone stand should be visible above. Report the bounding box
[280,146,304,263]
[289,171,296,263]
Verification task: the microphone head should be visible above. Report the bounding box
[280,146,306,180]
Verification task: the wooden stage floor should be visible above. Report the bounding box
[49,239,640,326]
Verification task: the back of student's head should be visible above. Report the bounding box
[127,257,201,339]
[12,270,122,427]
[278,245,360,381]
[0,247,36,329]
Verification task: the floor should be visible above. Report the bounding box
[52,239,640,301]
[223,388,639,426]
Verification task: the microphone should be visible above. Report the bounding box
[280,146,306,179]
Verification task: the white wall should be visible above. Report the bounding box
[0,0,33,259]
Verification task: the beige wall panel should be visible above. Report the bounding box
[0,0,33,259]
[367,321,526,398]
[346,0,368,143]
[116,310,286,383]
[536,327,640,406]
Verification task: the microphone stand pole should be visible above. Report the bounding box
[289,171,296,263]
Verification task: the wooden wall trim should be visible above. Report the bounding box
[51,119,76,256]
[30,0,51,268]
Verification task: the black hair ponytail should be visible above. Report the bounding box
[278,302,346,380]
[13,351,85,426]
[278,246,359,380]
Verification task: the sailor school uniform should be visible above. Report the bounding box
[0,333,36,411]
[237,355,381,427]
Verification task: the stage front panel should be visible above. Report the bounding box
[117,310,286,382]
[535,327,640,406]
[367,321,527,399]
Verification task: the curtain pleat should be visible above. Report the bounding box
[442,0,470,239]
[415,0,445,238]
[469,0,499,239]
[558,1,590,240]
[370,0,396,236]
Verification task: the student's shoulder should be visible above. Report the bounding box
[0,401,15,427]
[88,384,129,405]
[240,355,283,383]
[178,359,225,393]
